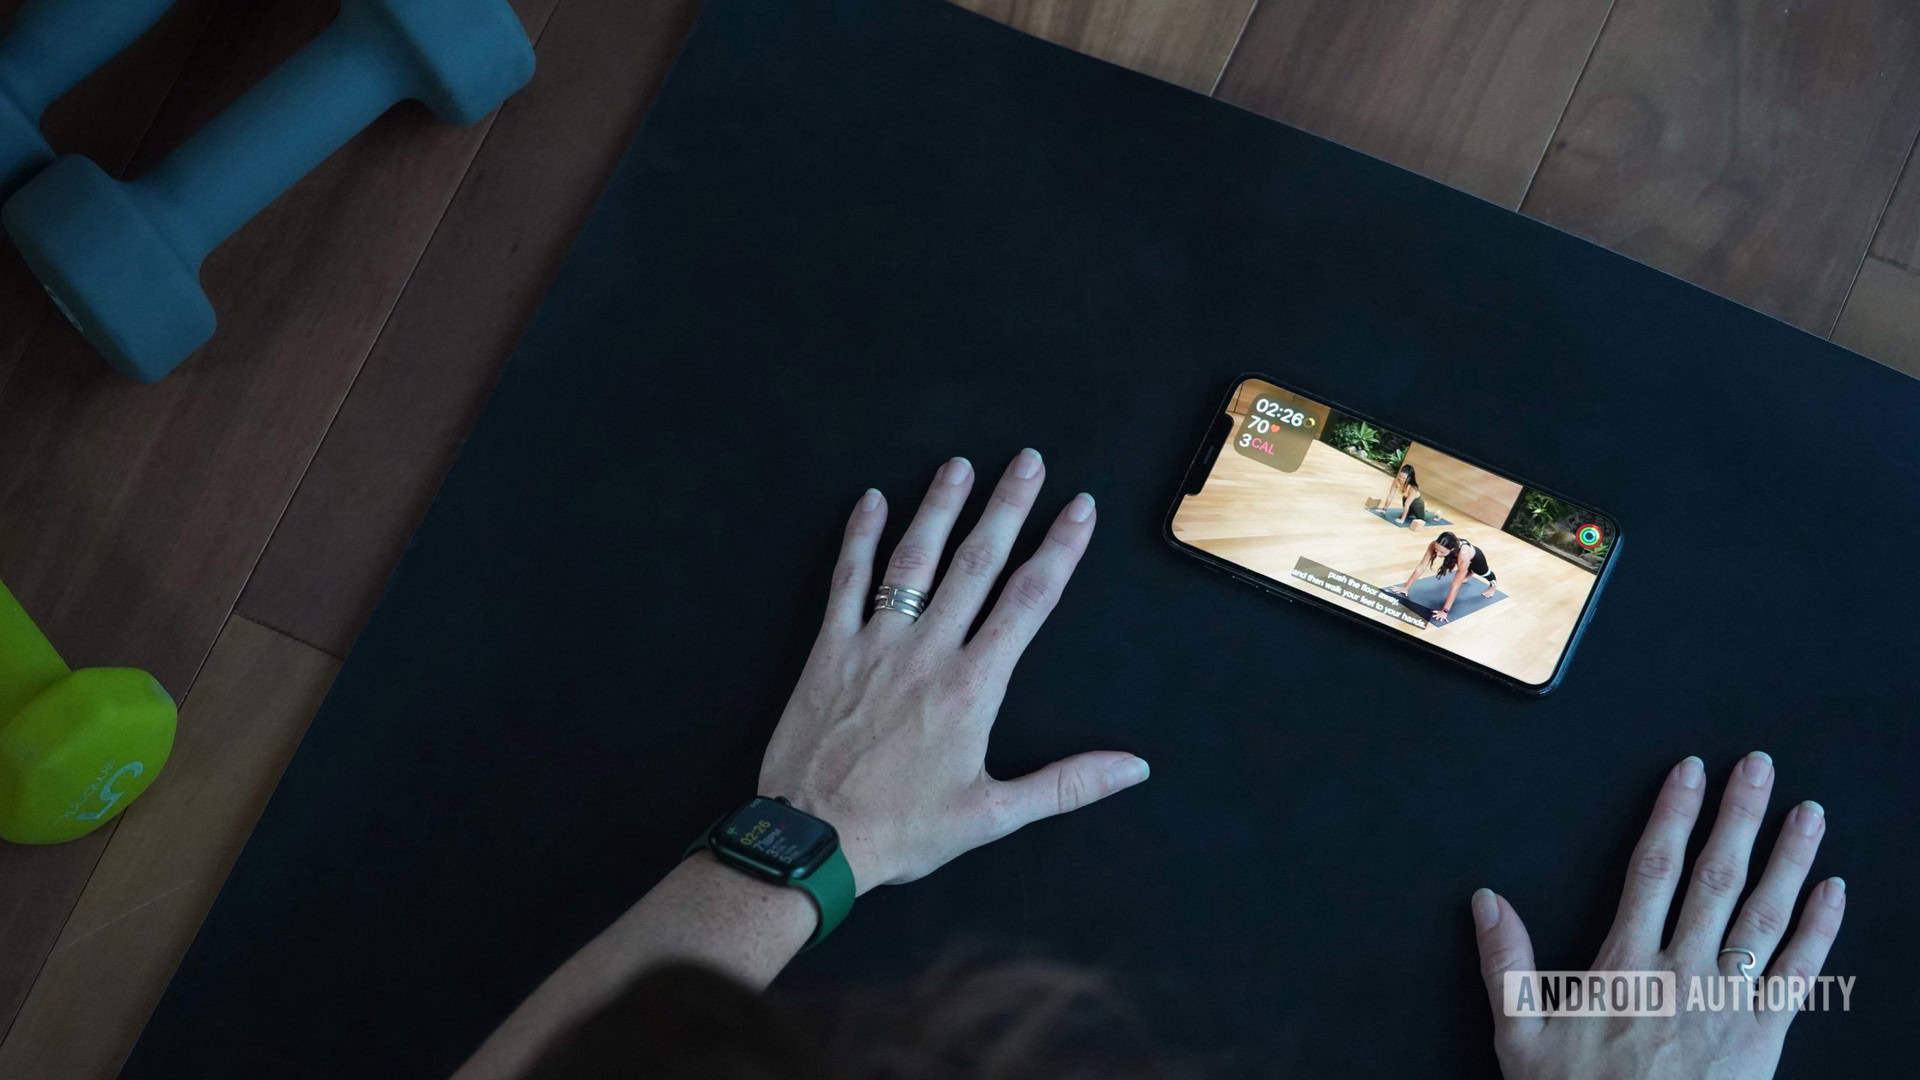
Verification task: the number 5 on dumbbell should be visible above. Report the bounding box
[1,580,176,844]
[1,0,536,383]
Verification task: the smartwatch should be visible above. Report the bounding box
[685,796,855,950]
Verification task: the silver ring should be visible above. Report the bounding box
[871,584,930,621]
[1719,946,1759,981]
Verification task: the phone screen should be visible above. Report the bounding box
[1168,377,1616,689]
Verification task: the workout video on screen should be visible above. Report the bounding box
[1170,379,1614,686]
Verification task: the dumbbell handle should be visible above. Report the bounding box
[0,0,177,117]
[129,3,417,266]
[0,581,69,723]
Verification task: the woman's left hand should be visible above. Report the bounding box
[759,449,1150,895]
[1473,754,1844,1080]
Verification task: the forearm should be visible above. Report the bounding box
[1442,575,1466,610]
[452,852,814,1080]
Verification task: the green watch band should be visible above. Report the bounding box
[788,846,855,950]
[686,798,856,950]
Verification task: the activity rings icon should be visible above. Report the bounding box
[1577,523,1604,549]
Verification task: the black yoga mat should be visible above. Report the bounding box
[127,1,1917,1076]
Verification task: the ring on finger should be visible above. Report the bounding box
[872,584,931,621]
[1718,946,1759,981]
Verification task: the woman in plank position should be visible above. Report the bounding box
[1379,462,1427,524]
[1390,530,1497,624]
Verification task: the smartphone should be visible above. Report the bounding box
[1164,374,1620,694]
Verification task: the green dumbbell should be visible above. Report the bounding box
[0,579,175,844]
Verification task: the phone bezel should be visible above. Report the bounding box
[1161,372,1622,696]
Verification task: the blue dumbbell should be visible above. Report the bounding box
[0,0,177,197]
[1,0,534,383]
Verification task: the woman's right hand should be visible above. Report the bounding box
[758,450,1150,895]
[1473,754,1845,1079]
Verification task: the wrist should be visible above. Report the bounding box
[674,850,816,948]
[781,790,885,896]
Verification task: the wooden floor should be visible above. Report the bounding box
[1174,440,1596,686]
[0,0,1915,1074]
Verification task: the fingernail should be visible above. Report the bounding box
[1065,492,1094,522]
[943,457,972,484]
[1742,751,1773,787]
[1013,448,1042,479]
[1797,800,1825,837]
[1824,877,1846,908]
[1677,756,1704,789]
[1471,888,1500,931]
[858,487,881,511]
[1107,756,1150,788]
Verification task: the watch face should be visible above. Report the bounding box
[712,797,838,881]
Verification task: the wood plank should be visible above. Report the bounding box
[0,0,558,690]
[951,0,1257,93]
[0,0,217,395]
[0,617,339,1080]
[1872,144,1920,270]
[239,0,702,655]
[1833,256,1920,378]
[1213,0,1614,207]
[1523,0,1920,333]
[0,0,559,1043]
[0,832,109,1044]
[0,0,217,1039]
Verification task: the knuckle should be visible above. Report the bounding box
[1655,796,1699,825]
[1694,858,1744,898]
[988,487,1031,511]
[1054,767,1102,815]
[1741,897,1789,939]
[829,559,862,594]
[1721,799,1763,825]
[1006,570,1056,614]
[1631,846,1678,886]
[1479,945,1529,982]
[949,540,999,580]
[888,542,935,575]
[1773,960,1816,985]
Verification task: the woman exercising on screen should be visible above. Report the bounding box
[1380,463,1425,524]
[1390,530,1496,624]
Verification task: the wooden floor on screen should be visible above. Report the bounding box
[1172,437,1596,686]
